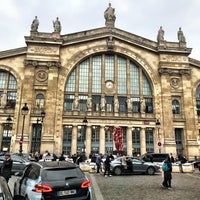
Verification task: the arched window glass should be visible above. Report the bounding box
[105,55,114,81]
[196,85,200,116]
[0,71,17,108]
[172,99,180,114]
[92,56,102,93]
[130,63,139,95]
[35,94,45,108]
[79,60,89,92]
[64,54,153,113]
[142,72,152,95]
[117,56,127,94]
[65,70,76,92]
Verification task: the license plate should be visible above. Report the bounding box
[58,189,76,196]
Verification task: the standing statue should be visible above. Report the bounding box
[114,96,119,112]
[157,26,164,42]
[31,16,39,32]
[177,27,186,43]
[126,97,132,112]
[101,96,106,111]
[140,98,146,113]
[104,3,116,27]
[87,97,92,111]
[53,17,61,33]
[0,93,7,107]
[73,96,79,110]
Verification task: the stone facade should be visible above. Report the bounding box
[0,4,200,161]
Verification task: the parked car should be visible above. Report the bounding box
[14,161,92,200]
[0,154,30,175]
[110,156,160,175]
[191,157,200,168]
[0,176,25,200]
[140,153,170,163]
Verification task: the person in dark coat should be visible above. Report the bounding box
[161,155,172,189]
[1,153,13,182]
[104,154,112,177]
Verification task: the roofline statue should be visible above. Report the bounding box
[104,3,116,28]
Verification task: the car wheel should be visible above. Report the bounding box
[114,167,122,175]
[147,167,155,175]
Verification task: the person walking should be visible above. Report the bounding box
[96,153,103,174]
[161,155,172,189]
[104,154,112,177]
[1,153,13,183]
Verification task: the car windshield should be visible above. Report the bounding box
[41,167,84,181]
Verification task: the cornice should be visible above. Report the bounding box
[0,47,27,59]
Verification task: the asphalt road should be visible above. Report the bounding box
[9,170,200,200]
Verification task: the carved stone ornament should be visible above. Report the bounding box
[170,78,180,88]
[36,70,48,82]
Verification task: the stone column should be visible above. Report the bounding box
[71,125,77,155]
[153,128,159,153]
[126,127,132,156]
[85,126,91,159]
[140,127,146,155]
[99,126,105,154]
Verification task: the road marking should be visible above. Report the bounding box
[88,173,104,200]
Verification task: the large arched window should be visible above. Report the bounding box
[196,85,200,116]
[0,70,17,108]
[64,54,153,113]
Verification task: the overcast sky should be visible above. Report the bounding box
[1,0,200,60]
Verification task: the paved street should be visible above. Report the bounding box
[9,170,200,200]
[87,170,200,200]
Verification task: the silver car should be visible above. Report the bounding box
[110,157,160,175]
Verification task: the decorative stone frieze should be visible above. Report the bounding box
[158,68,191,76]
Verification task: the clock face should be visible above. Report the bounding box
[106,81,113,89]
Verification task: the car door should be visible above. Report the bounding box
[132,159,146,173]
[19,164,42,199]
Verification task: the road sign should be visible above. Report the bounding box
[157,141,162,147]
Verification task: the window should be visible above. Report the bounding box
[35,94,45,108]
[64,54,153,114]
[0,71,17,108]
[172,99,180,114]
[132,128,140,155]
[62,126,72,154]
[196,85,200,116]
[175,128,183,155]
[146,129,154,153]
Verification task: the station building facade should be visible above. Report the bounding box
[0,4,200,160]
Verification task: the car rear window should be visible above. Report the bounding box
[41,167,84,181]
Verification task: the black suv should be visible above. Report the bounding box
[14,161,92,200]
[140,153,169,163]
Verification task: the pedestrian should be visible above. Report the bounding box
[121,154,127,170]
[161,155,172,189]
[1,153,13,182]
[96,153,103,174]
[104,154,112,177]
[170,153,175,163]
[59,153,65,161]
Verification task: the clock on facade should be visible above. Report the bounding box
[105,81,114,89]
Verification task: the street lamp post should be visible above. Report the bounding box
[156,119,161,153]
[3,115,12,152]
[19,103,29,156]
[82,116,88,157]
[33,110,45,153]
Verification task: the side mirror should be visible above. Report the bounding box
[13,195,26,200]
